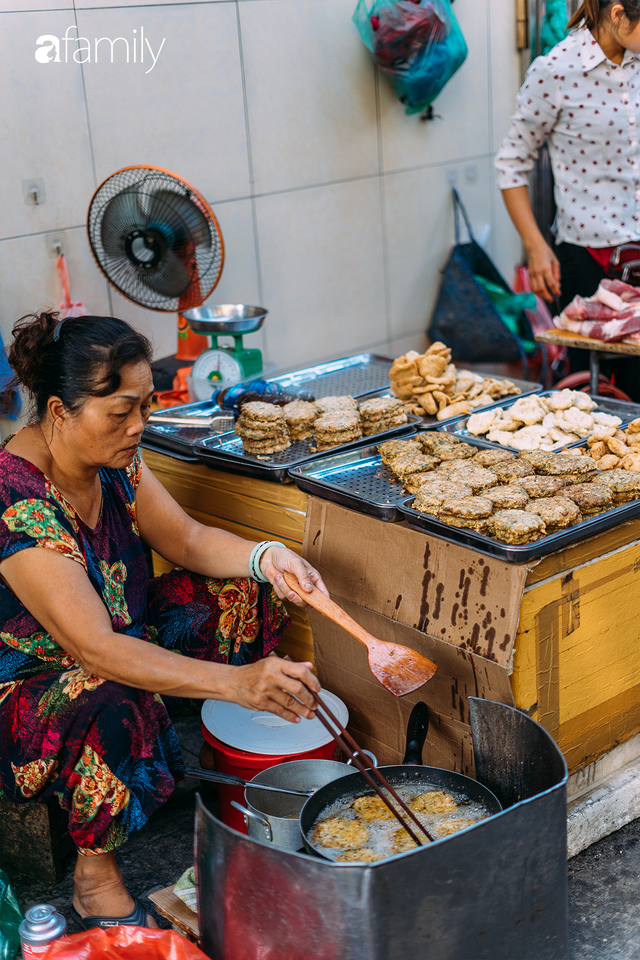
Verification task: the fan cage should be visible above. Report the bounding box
[87,165,224,312]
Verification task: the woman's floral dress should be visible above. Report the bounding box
[0,447,289,855]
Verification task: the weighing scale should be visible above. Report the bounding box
[184,305,268,400]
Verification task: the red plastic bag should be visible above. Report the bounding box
[43,927,207,960]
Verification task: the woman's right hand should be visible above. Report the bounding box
[526,239,561,302]
[224,653,321,723]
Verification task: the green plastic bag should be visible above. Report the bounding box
[0,870,22,960]
[474,276,538,355]
[353,0,467,115]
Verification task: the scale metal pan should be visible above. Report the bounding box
[183,304,268,335]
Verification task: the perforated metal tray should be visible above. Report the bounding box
[397,433,640,562]
[196,417,421,483]
[268,354,393,398]
[143,400,233,456]
[436,392,640,452]
[139,437,201,463]
[289,438,419,521]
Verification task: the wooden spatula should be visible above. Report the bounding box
[282,571,438,697]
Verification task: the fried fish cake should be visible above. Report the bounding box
[363,413,409,436]
[418,433,461,455]
[483,484,530,510]
[392,828,419,853]
[410,790,457,816]
[491,510,546,544]
[314,395,358,415]
[240,401,286,422]
[378,438,423,463]
[562,482,614,515]
[472,449,516,467]
[402,468,445,494]
[525,496,581,531]
[283,400,318,427]
[512,475,566,498]
[519,450,554,467]
[351,796,395,820]
[413,481,473,514]
[435,442,476,461]
[594,469,640,501]
[390,452,442,479]
[438,464,498,493]
[359,397,404,420]
[313,817,369,849]
[439,496,493,520]
[535,454,594,477]
[493,460,535,483]
[336,848,382,863]
[437,818,477,838]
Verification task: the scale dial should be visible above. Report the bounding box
[192,349,245,400]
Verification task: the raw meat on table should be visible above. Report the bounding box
[555,280,640,342]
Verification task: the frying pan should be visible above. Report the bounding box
[300,702,502,860]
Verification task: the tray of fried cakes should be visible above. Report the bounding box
[196,394,421,482]
[288,432,424,521]
[392,430,640,563]
[434,389,640,454]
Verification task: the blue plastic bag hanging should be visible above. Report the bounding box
[353,0,467,115]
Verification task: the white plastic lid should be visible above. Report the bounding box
[201,690,349,756]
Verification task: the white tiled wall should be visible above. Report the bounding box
[0,0,521,379]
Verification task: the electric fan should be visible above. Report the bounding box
[87,165,224,360]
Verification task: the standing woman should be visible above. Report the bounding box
[495,0,640,399]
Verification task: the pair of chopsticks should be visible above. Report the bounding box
[311,691,433,846]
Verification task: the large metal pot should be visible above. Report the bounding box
[231,759,357,851]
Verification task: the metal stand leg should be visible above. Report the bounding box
[589,351,600,395]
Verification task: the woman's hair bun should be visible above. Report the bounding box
[6,311,60,398]
[2,311,153,420]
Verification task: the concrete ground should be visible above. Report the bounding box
[6,716,640,958]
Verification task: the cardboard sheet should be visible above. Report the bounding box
[304,498,529,666]
[303,498,523,773]
[308,598,515,771]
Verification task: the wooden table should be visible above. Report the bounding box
[535,329,640,393]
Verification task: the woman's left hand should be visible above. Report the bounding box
[260,547,329,606]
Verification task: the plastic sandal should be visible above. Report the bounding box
[71,897,149,930]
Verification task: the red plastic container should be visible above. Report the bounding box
[201,726,338,833]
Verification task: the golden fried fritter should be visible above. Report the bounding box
[313,817,369,849]
[410,790,457,815]
[437,818,477,838]
[336,848,382,863]
[352,796,395,820]
[392,828,419,853]
[491,510,546,544]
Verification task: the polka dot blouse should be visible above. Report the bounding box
[495,25,640,248]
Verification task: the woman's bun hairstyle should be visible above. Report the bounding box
[2,312,153,420]
[568,0,640,31]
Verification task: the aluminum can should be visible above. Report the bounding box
[19,904,67,958]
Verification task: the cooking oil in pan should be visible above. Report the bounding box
[311,784,491,863]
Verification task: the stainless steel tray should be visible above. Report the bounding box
[139,437,201,463]
[436,392,640,452]
[196,417,420,483]
[268,354,393,399]
[399,494,640,563]
[396,432,640,562]
[143,400,233,457]
[366,375,541,432]
[289,438,419,521]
